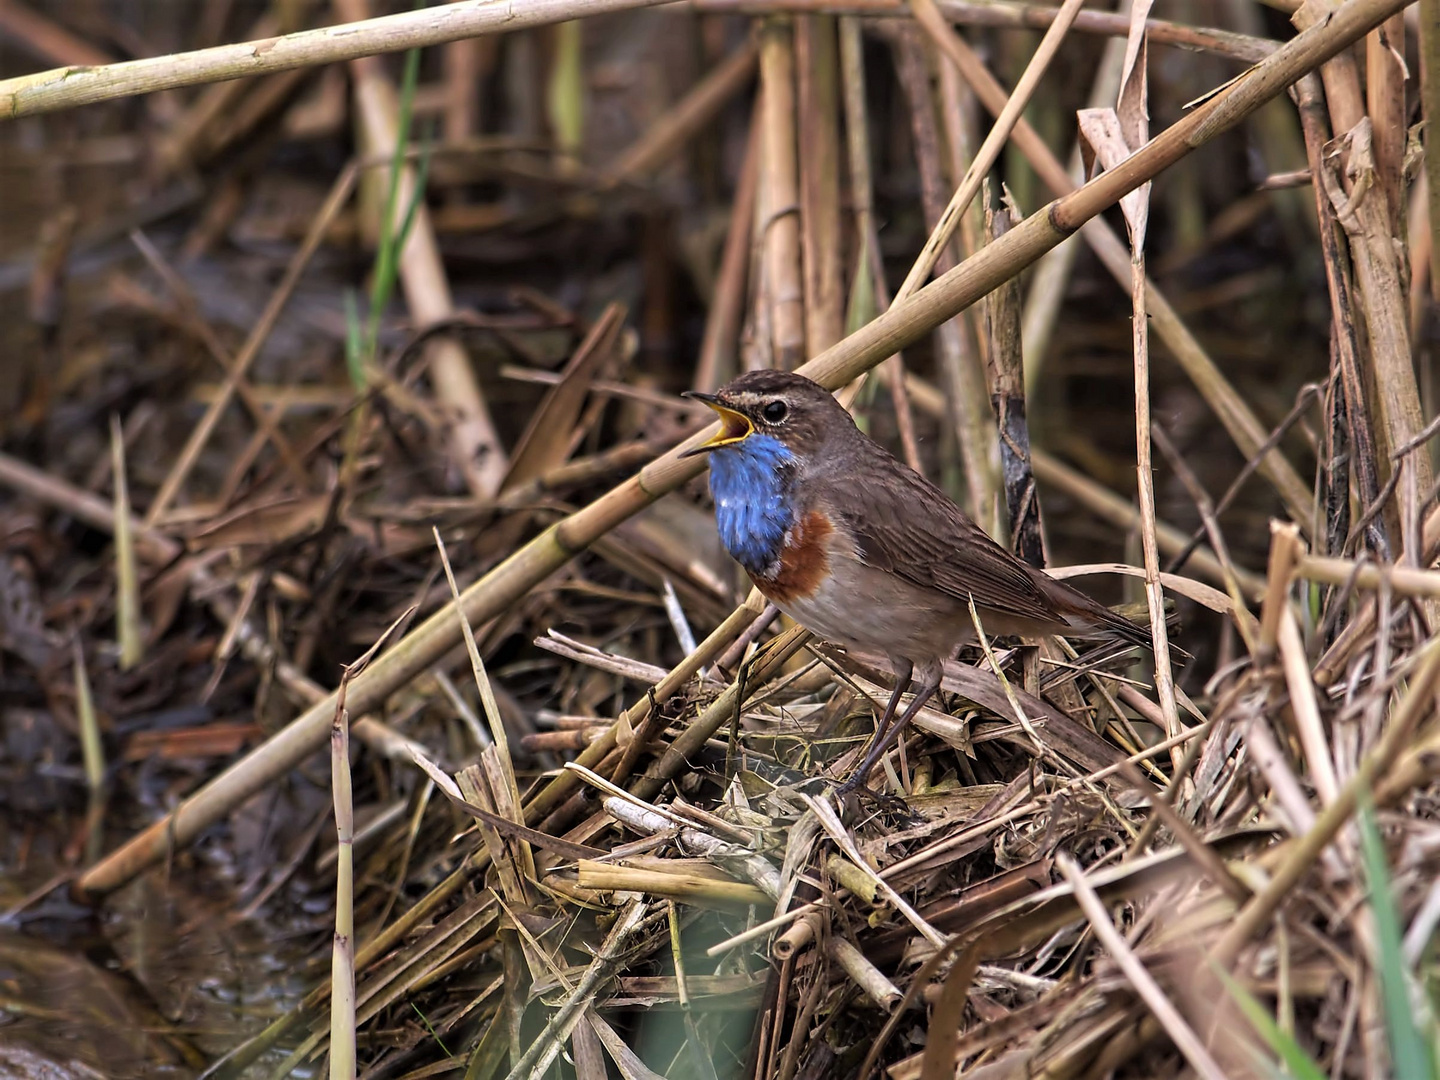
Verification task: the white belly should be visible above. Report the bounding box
[768,556,971,672]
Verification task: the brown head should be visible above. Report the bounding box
[681,370,855,458]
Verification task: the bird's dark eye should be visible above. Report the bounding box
[762,400,788,423]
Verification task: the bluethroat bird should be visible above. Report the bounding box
[683,370,1152,792]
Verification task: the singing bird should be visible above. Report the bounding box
[683,370,1151,791]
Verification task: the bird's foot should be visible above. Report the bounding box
[830,774,919,825]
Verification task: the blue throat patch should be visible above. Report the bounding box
[707,434,796,575]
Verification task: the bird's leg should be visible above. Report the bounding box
[835,660,909,793]
[869,659,912,746]
[840,664,941,794]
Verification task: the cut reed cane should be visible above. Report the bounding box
[578,862,770,912]
[827,937,903,1012]
[329,672,357,1080]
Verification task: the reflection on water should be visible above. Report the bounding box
[0,926,195,1078]
[0,857,315,1078]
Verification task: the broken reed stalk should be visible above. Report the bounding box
[330,678,357,1080]
[600,795,783,898]
[72,641,103,798]
[631,624,813,803]
[0,0,676,119]
[72,641,105,864]
[532,589,771,823]
[73,0,1410,897]
[500,901,646,1080]
[984,208,1044,566]
[828,938,903,1011]
[109,416,141,670]
[578,862,771,912]
[1297,553,1440,597]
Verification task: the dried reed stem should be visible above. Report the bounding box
[578,862,770,911]
[1423,1,1440,301]
[797,15,844,355]
[695,0,1279,62]
[109,416,141,670]
[1366,15,1406,220]
[500,901,646,1080]
[1294,73,1386,554]
[0,0,674,118]
[828,937,903,1011]
[984,210,1044,565]
[759,17,807,367]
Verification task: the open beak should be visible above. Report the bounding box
[680,391,753,457]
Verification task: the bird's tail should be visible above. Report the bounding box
[1099,606,1160,650]
[1060,591,1182,655]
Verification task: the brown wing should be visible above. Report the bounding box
[831,450,1066,628]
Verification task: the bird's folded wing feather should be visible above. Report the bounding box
[834,462,1064,626]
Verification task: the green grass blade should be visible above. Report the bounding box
[1210,960,1327,1080]
[546,20,584,164]
[846,235,879,435]
[364,41,424,365]
[343,288,364,390]
[1357,790,1438,1080]
[844,231,878,337]
[390,121,435,276]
